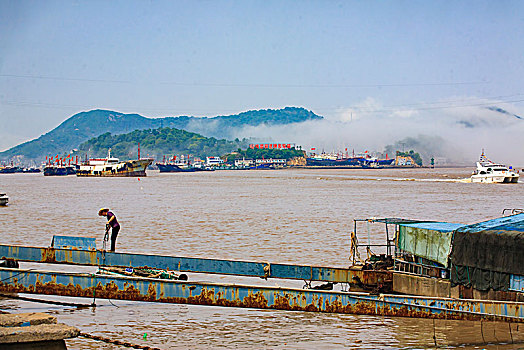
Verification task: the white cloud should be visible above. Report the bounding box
[228,97,524,166]
[334,97,383,122]
[392,109,418,119]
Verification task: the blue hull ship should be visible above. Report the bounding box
[306,158,364,167]
[43,166,68,176]
[306,156,395,168]
[157,163,197,173]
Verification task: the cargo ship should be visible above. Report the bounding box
[156,155,197,173]
[157,155,213,173]
[306,152,394,167]
[157,163,198,173]
[76,149,153,177]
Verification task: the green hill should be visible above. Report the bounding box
[78,127,249,160]
[0,107,322,161]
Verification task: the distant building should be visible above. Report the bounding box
[206,157,224,167]
[255,158,287,165]
[234,158,254,167]
[395,156,415,166]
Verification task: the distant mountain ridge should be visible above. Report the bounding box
[0,107,322,160]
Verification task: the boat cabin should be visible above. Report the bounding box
[351,212,524,301]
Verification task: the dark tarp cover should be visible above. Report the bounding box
[450,214,524,291]
[450,265,510,291]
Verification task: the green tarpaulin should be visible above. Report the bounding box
[397,222,464,266]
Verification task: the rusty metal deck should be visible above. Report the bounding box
[0,267,522,323]
[0,244,390,288]
[1,243,523,322]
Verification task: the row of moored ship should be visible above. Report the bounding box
[0,150,521,182]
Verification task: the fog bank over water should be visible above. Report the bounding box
[230,97,524,166]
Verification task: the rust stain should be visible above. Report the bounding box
[273,293,291,310]
[242,291,269,309]
[0,278,521,323]
[147,283,157,300]
[41,248,56,263]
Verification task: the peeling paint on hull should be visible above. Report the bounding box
[0,244,391,291]
[0,268,522,323]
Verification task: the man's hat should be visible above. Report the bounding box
[98,208,109,215]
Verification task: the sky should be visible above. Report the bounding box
[1,1,524,164]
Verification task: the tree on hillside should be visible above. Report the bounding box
[396,150,423,166]
[77,127,250,159]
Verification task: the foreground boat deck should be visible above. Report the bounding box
[0,242,523,323]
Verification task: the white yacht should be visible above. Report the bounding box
[0,192,8,206]
[471,151,519,183]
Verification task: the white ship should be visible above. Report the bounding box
[76,149,153,177]
[471,151,519,184]
[0,192,8,206]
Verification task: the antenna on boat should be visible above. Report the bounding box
[138,143,141,160]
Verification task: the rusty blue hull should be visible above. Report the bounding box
[0,267,522,322]
[1,243,523,322]
[0,244,390,287]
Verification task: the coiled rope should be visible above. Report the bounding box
[80,332,164,350]
[0,292,94,308]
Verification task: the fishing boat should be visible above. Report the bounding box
[470,151,519,183]
[157,155,213,173]
[0,192,8,206]
[43,165,69,176]
[21,167,41,173]
[306,152,364,167]
[157,155,197,173]
[76,149,153,177]
[306,151,395,167]
[43,156,78,176]
[157,163,198,172]
[0,165,20,174]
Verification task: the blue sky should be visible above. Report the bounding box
[1,1,524,163]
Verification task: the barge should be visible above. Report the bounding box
[0,212,523,323]
[350,210,524,302]
[306,152,396,168]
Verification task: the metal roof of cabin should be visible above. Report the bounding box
[456,213,524,233]
[398,221,464,233]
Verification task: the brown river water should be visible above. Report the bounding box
[1,168,523,349]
